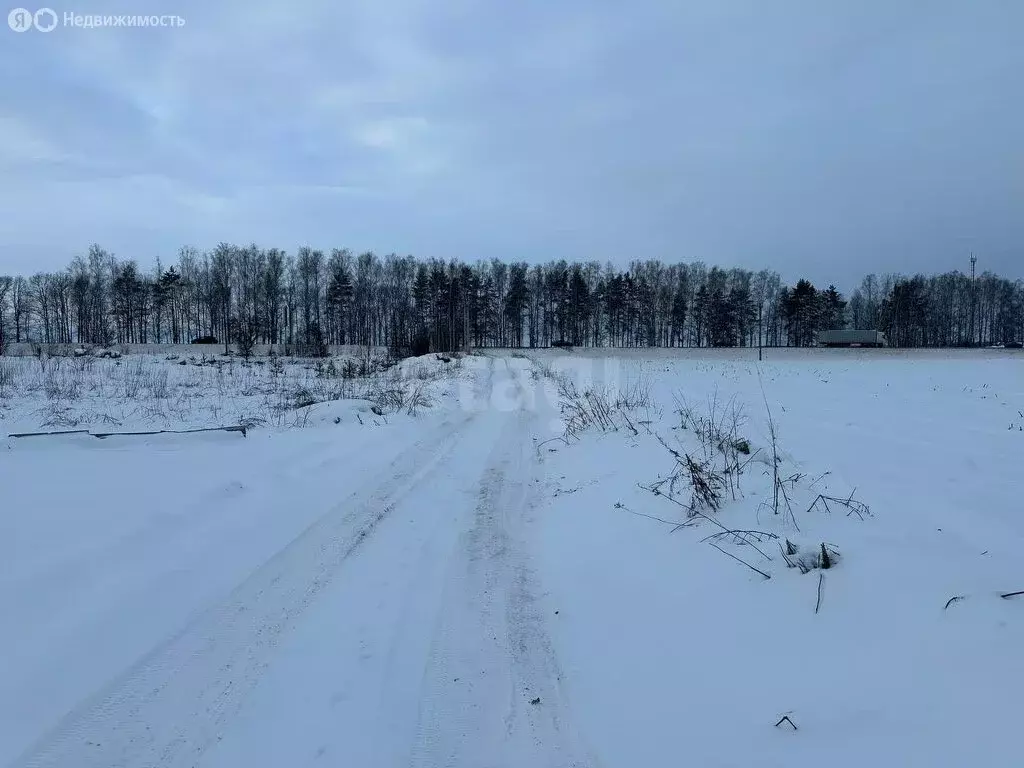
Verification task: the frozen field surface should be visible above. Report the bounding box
[1,351,1022,767]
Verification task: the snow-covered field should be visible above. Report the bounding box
[0,349,441,434]
[531,349,1024,767]
[1,349,1022,767]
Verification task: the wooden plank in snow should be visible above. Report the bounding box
[9,425,247,439]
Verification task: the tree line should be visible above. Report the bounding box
[0,244,1021,354]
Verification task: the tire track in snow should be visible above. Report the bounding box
[8,415,475,768]
[408,361,595,767]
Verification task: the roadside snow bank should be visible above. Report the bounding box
[0,351,470,436]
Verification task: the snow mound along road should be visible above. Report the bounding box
[0,350,469,437]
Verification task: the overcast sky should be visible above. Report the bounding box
[2,0,1021,290]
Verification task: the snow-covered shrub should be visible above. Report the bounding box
[33,401,80,427]
[0,359,18,397]
[121,359,147,399]
[368,385,404,413]
[42,359,85,400]
[148,368,171,399]
[268,351,284,377]
[615,376,653,410]
[404,380,432,415]
[291,387,317,409]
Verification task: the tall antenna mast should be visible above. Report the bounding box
[970,252,978,346]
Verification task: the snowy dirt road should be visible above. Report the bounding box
[4,357,592,768]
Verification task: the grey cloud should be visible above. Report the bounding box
[0,0,1020,287]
